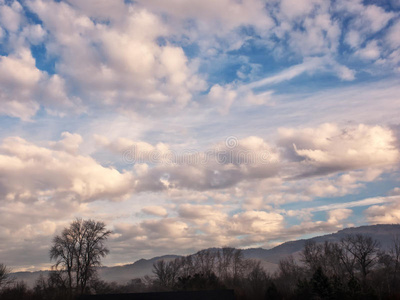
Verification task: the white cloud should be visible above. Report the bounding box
[365,199,400,224]
[386,20,400,49]
[142,206,168,217]
[361,4,394,33]
[332,64,356,81]
[337,1,395,66]
[26,0,206,113]
[0,134,134,203]
[279,123,399,177]
[230,210,284,235]
[95,135,171,165]
[336,1,394,35]
[246,56,355,90]
[327,208,352,224]
[50,132,83,155]
[21,24,47,45]
[133,0,273,33]
[207,84,237,115]
[345,30,362,48]
[1,0,396,121]
[280,0,324,19]
[93,123,398,205]
[356,40,381,60]
[0,46,82,120]
[0,1,23,32]
[0,48,42,120]
[131,136,280,192]
[247,58,326,89]
[65,0,126,21]
[178,203,227,222]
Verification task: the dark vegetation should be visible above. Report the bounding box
[1,220,400,299]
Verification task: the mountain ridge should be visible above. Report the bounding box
[11,224,400,287]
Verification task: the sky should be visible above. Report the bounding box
[0,0,400,272]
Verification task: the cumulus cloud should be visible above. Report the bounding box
[0,48,41,120]
[50,132,83,155]
[0,191,87,270]
[337,0,394,35]
[107,203,354,262]
[133,0,273,33]
[286,208,353,237]
[327,208,352,224]
[0,134,134,203]
[141,206,168,217]
[178,204,228,226]
[0,0,23,32]
[230,210,284,235]
[94,135,171,165]
[207,84,237,114]
[0,0,397,120]
[93,123,399,204]
[131,136,280,192]
[1,121,397,268]
[25,0,206,113]
[278,123,399,178]
[356,40,381,60]
[0,47,81,120]
[302,168,383,198]
[110,205,286,258]
[365,199,400,224]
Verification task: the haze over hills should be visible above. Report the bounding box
[12,224,400,287]
[243,224,400,264]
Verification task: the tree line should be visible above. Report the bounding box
[1,219,400,299]
[147,234,400,299]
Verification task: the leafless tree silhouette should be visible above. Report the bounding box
[50,219,111,295]
[0,263,13,289]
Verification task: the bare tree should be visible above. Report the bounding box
[340,234,380,284]
[378,234,400,293]
[217,247,241,280]
[301,240,324,273]
[323,241,347,278]
[0,263,13,289]
[50,219,111,295]
[389,235,400,282]
[193,249,216,276]
[276,255,304,296]
[217,247,234,280]
[232,248,245,282]
[152,259,181,289]
[301,241,348,279]
[247,260,268,289]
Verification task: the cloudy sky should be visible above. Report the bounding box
[0,0,400,272]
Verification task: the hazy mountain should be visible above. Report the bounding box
[97,255,180,283]
[243,224,400,265]
[10,255,180,288]
[11,224,400,287]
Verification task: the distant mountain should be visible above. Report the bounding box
[11,270,50,288]
[11,224,400,286]
[243,224,400,265]
[98,255,180,283]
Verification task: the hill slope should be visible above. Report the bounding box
[243,224,400,265]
